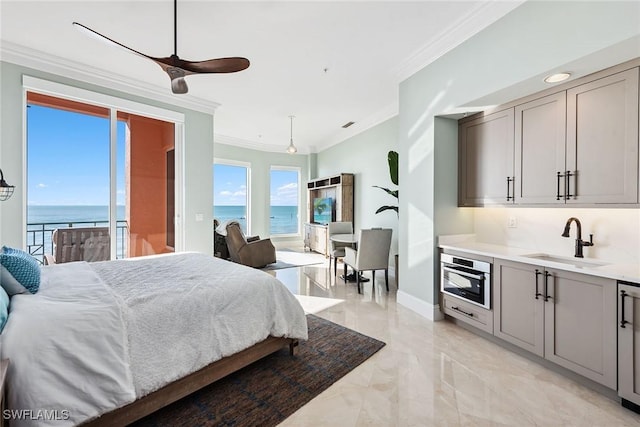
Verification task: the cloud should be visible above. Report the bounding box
[219,190,233,196]
[271,181,298,205]
[37,183,47,188]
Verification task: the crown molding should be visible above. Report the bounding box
[214,133,312,155]
[313,101,398,154]
[0,41,220,114]
[393,0,525,83]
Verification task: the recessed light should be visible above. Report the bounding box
[544,72,571,83]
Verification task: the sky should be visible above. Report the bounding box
[28,104,298,207]
[27,104,126,206]
[213,164,299,207]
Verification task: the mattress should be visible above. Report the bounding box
[0,252,308,426]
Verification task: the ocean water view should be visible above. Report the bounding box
[27,205,299,261]
[214,205,299,235]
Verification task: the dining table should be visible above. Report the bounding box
[329,233,369,283]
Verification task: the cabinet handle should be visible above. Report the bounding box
[565,170,574,200]
[556,171,564,201]
[544,271,552,302]
[506,177,514,201]
[534,269,542,300]
[620,290,630,328]
[451,306,474,317]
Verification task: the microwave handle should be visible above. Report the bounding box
[442,266,484,281]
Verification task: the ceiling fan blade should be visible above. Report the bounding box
[153,56,250,74]
[73,22,151,60]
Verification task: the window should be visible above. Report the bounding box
[213,162,250,234]
[270,167,300,235]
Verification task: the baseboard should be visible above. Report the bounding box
[397,291,444,321]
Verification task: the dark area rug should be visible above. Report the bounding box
[132,314,386,427]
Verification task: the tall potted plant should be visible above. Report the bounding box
[373,150,399,283]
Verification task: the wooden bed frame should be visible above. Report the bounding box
[81,337,299,426]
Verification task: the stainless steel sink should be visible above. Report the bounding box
[523,253,610,268]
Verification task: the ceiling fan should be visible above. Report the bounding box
[73,0,249,94]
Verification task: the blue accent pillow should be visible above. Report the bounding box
[0,246,41,295]
[0,287,9,332]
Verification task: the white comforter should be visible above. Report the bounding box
[1,252,308,426]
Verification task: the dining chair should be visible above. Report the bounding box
[343,228,392,294]
[328,221,354,275]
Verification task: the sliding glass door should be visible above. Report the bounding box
[26,91,177,262]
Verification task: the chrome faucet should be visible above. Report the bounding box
[561,217,594,258]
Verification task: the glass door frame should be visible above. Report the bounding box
[21,76,186,257]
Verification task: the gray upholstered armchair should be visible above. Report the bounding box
[344,228,392,294]
[328,221,353,275]
[225,222,276,268]
[44,227,111,265]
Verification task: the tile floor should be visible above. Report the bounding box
[266,256,640,426]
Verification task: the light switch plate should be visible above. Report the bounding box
[195,213,204,222]
[508,216,517,228]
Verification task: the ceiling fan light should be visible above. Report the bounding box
[171,77,188,94]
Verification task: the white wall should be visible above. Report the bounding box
[316,117,399,260]
[213,142,308,242]
[399,1,640,315]
[474,208,640,265]
[0,61,215,254]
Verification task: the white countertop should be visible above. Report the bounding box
[439,235,640,284]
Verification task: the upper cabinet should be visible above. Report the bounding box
[515,92,567,204]
[459,61,640,207]
[458,108,514,206]
[566,68,639,204]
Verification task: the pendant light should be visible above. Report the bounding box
[286,115,298,154]
[0,168,15,201]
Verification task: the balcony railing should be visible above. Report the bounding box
[27,220,129,264]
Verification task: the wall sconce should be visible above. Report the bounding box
[0,169,15,201]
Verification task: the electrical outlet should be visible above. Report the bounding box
[508,216,517,228]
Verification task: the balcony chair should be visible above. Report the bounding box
[44,227,111,265]
[328,221,354,275]
[224,222,276,268]
[343,228,392,294]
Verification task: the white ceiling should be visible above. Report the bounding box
[0,1,523,153]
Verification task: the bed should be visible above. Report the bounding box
[0,252,308,426]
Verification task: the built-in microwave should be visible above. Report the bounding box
[440,253,492,310]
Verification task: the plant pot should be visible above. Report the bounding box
[395,253,399,288]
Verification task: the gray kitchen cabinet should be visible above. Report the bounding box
[566,67,639,204]
[458,108,514,206]
[514,92,566,204]
[493,259,617,389]
[494,260,544,357]
[618,282,640,407]
[459,63,639,207]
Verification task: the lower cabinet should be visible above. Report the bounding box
[303,223,328,256]
[494,260,617,389]
[618,282,640,407]
[442,294,493,334]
